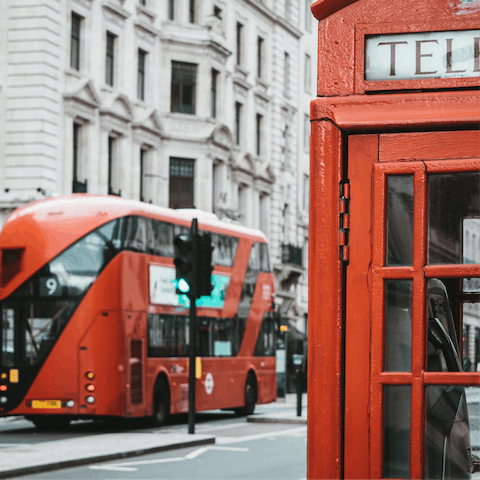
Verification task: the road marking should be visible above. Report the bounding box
[216,425,306,445]
[88,446,248,471]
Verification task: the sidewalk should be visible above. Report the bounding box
[0,396,307,479]
[247,393,307,425]
[0,432,215,479]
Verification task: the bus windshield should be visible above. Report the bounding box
[1,219,121,367]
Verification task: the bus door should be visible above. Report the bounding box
[344,132,479,479]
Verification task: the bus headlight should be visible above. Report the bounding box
[85,396,95,404]
[66,400,75,408]
[0,397,7,404]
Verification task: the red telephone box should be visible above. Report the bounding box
[308,0,480,479]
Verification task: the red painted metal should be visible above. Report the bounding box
[309,1,480,478]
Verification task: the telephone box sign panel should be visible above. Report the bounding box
[365,30,479,81]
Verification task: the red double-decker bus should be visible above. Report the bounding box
[0,195,276,429]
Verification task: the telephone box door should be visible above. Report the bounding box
[344,131,480,479]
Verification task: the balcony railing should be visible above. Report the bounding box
[72,179,87,193]
[108,187,122,196]
[281,243,303,267]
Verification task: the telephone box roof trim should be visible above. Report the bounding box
[311,0,359,20]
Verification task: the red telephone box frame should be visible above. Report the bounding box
[308,1,480,479]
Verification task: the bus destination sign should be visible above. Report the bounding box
[365,30,479,81]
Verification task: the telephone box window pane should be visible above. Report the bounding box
[385,280,412,372]
[428,172,480,265]
[384,385,411,479]
[386,175,413,266]
[425,385,476,479]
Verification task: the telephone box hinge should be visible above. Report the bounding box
[339,181,350,265]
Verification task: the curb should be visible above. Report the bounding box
[246,416,307,425]
[0,436,215,479]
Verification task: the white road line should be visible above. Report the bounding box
[88,446,249,471]
[184,447,209,459]
[216,425,307,445]
[89,466,138,472]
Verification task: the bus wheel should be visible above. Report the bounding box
[235,373,257,416]
[30,416,70,430]
[152,377,169,427]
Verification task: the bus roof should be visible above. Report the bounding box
[4,194,268,242]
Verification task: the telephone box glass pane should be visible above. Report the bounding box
[384,385,411,479]
[386,175,414,266]
[428,172,480,265]
[425,385,476,479]
[385,279,412,372]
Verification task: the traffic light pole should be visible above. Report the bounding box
[188,218,198,435]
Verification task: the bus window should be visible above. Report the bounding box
[150,220,174,257]
[147,314,176,357]
[211,233,238,267]
[213,318,235,356]
[254,313,277,356]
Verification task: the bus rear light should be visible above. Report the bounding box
[85,371,95,380]
[85,396,95,404]
[0,396,7,404]
[66,400,75,408]
[86,384,95,392]
[0,373,6,380]
[0,385,6,392]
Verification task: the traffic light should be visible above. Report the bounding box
[197,233,214,297]
[173,234,194,295]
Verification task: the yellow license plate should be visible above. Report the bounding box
[31,400,62,409]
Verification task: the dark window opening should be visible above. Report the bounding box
[171,61,197,114]
[137,49,146,101]
[235,102,242,146]
[256,113,263,156]
[257,36,264,78]
[236,22,243,66]
[106,32,115,86]
[70,13,81,70]
[169,157,194,209]
[211,69,218,118]
[72,123,87,193]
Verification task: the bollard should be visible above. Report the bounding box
[296,368,302,417]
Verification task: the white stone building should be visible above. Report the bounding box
[0,0,317,338]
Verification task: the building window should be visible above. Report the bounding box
[137,49,146,100]
[304,114,310,151]
[214,5,222,18]
[256,113,263,156]
[236,22,243,66]
[139,0,146,5]
[108,136,115,195]
[140,148,147,202]
[189,0,195,23]
[169,158,195,209]
[70,13,81,71]
[171,61,197,114]
[235,102,242,146]
[72,122,87,193]
[238,184,248,226]
[304,54,311,93]
[305,0,312,31]
[284,52,290,96]
[211,69,218,118]
[303,174,309,212]
[257,37,264,79]
[259,194,268,235]
[106,32,115,86]
[168,0,175,20]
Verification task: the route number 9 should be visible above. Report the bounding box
[39,276,60,297]
[46,278,57,295]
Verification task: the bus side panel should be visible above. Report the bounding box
[195,357,244,411]
[7,256,122,416]
[79,311,125,416]
[255,356,276,405]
